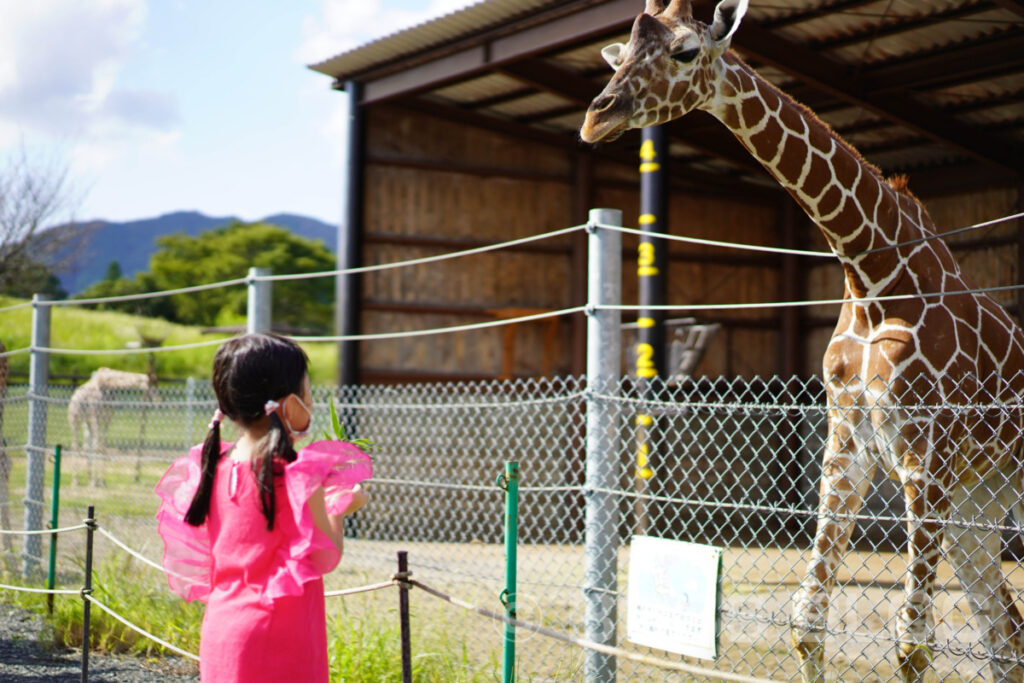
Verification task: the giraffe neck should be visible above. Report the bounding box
[707,54,930,298]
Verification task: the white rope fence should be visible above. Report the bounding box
[0,210,1021,359]
[262,223,587,280]
[0,517,790,681]
[82,593,201,662]
[404,576,785,683]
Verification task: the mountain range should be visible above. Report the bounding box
[53,211,337,295]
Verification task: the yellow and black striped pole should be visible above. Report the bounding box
[635,126,668,534]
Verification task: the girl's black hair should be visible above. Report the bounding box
[184,333,309,529]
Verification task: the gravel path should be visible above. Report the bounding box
[0,604,199,682]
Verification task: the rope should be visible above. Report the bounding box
[42,277,249,307]
[24,337,231,357]
[82,594,200,662]
[323,579,399,597]
[603,224,832,258]
[403,576,784,683]
[369,478,500,493]
[0,583,80,595]
[329,391,585,411]
[0,523,87,536]
[0,300,33,314]
[601,211,1024,260]
[601,281,1024,314]
[291,306,586,343]
[261,224,587,280]
[860,210,1024,256]
[96,527,188,580]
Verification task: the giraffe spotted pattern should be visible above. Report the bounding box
[582,1,1024,681]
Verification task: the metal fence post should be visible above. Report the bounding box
[246,267,272,334]
[23,294,50,577]
[47,444,62,614]
[81,505,96,683]
[500,461,520,683]
[584,208,622,682]
[397,550,412,683]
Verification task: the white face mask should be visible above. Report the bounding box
[264,394,313,440]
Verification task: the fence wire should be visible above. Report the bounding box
[3,373,1024,681]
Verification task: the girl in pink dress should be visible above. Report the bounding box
[155,333,372,682]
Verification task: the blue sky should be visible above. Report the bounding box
[0,0,474,225]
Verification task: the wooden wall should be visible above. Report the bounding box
[358,103,1021,382]
[361,105,578,382]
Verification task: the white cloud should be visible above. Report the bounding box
[0,0,180,171]
[296,0,479,66]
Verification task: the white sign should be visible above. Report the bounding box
[626,535,722,660]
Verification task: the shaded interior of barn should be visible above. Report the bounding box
[310,0,1024,385]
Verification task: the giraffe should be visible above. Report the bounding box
[0,340,12,559]
[68,367,156,487]
[580,1,1024,681]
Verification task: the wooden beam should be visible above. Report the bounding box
[389,97,782,200]
[363,231,570,255]
[367,153,570,183]
[992,0,1024,20]
[733,22,1024,174]
[861,32,1024,94]
[360,0,639,103]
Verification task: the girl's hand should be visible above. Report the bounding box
[343,484,370,516]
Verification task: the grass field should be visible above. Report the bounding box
[0,294,339,382]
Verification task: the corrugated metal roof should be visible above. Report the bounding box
[309,0,1024,190]
[308,0,567,79]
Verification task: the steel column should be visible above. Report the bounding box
[584,207,622,682]
[337,80,366,387]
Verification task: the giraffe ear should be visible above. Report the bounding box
[709,0,748,46]
[601,43,626,71]
[644,0,667,15]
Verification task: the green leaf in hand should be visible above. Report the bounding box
[321,396,373,451]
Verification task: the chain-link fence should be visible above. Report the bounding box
[2,372,1023,681]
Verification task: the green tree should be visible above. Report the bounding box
[75,269,175,319]
[148,222,335,332]
[0,258,67,299]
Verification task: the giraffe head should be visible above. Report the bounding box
[580,0,747,143]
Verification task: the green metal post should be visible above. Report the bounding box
[500,461,519,683]
[46,444,62,614]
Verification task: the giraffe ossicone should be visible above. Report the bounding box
[582,1,1024,682]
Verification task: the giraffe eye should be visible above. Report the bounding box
[671,48,699,63]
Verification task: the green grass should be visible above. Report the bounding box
[0,294,339,382]
[1,558,508,682]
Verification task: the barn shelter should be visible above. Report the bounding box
[309,0,1024,386]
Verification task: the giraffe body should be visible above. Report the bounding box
[68,367,155,486]
[581,1,1024,680]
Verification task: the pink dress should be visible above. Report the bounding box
[155,440,372,682]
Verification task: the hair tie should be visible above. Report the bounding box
[264,399,280,416]
[208,408,224,430]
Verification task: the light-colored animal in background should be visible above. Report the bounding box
[582,1,1024,681]
[68,368,156,486]
[0,339,11,556]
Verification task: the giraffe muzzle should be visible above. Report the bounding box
[580,94,629,143]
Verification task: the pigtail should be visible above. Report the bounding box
[253,412,298,530]
[184,417,223,526]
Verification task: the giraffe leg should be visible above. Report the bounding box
[893,468,948,683]
[791,419,876,683]
[943,481,1023,683]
